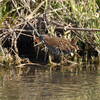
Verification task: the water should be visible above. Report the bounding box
[0,64,100,100]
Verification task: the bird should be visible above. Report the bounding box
[34,34,79,65]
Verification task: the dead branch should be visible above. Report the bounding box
[0,27,100,33]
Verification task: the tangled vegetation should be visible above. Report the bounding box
[0,0,99,40]
[0,0,100,68]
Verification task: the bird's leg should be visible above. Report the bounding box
[48,55,52,64]
[44,46,48,62]
[36,46,40,59]
[48,55,57,66]
[49,55,60,72]
[60,52,65,65]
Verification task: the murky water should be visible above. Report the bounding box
[0,64,100,100]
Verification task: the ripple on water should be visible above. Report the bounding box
[0,66,100,100]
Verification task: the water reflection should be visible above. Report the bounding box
[0,64,100,100]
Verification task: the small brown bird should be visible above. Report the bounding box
[34,34,78,64]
